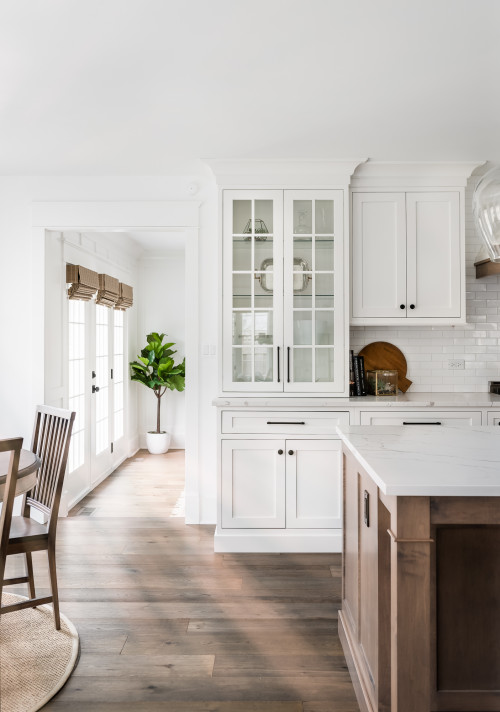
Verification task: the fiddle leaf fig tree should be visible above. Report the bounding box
[130,332,186,434]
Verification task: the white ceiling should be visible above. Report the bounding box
[1,0,499,174]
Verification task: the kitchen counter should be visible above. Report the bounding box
[339,425,500,712]
[337,424,500,496]
[213,392,500,407]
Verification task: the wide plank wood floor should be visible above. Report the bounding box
[5,449,358,711]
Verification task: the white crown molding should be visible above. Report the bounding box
[351,160,486,189]
[205,158,367,187]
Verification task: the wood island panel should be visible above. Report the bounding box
[340,448,500,712]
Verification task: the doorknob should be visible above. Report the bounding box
[92,385,100,393]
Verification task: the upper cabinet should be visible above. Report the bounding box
[350,162,482,326]
[223,188,345,393]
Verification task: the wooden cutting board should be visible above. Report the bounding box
[358,341,412,392]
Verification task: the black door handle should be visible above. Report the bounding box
[92,385,100,393]
[287,347,291,383]
[277,346,280,383]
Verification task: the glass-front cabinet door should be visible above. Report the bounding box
[223,190,284,391]
[222,188,345,393]
[283,190,344,393]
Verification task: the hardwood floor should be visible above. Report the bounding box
[4,450,358,711]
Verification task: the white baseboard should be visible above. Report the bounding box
[214,528,342,553]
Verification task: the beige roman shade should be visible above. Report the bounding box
[115,282,133,310]
[66,264,99,301]
[96,274,120,307]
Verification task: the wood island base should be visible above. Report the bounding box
[340,448,500,712]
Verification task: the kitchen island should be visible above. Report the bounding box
[337,425,500,712]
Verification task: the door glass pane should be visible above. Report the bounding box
[315,311,334,345]
[254,311,273,345]
[233,347,252,382]
[315,200,334,234]
[232,311,252,345]
[68,300,85,473]
[95,304,109,456]
[255,269,273,307]
[315,236,334,271]
[233,235,251,271]
[233,273,252,308]
[294,235,312,265]
[233,200,251,234]
[315,273,334,307]
[293,348,312,382]
[254,347,273,382]
[315,348,334,382]
[293,275,312,308]
[254,200,273,234]
[113,309,124,441]
[254,234,273,269]
[293,311,312,345]
[293,200,312,234]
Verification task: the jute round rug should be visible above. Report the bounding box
[0,593,79,712]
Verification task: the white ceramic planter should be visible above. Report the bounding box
[146,431,171,455]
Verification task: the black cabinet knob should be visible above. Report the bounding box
[278,449,283,455]
[288,450,294,456]
[410,304,415,309]
[400,304,405,309]
[92,385,100,393]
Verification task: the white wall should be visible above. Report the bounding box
[0,174,219,523]
[350,177,500,392]
[137,254,186,449]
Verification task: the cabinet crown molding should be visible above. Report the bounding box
[205,158,367,187]
[351,160,485,189]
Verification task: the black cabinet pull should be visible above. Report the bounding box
[288,449,294,456]
[277,346,280,383]
[267,421,305,425]
[287,347,291,383]
[400,304,405,310]
[410,304,415,309]
[278,449,283,455]
[363,490,370,527]
[403,421,442,425]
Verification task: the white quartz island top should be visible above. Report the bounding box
[337,425,500,497]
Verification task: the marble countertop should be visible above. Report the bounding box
[213,392,500,408]
[337,424,500,497]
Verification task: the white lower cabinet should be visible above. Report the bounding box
[359,410,482,426]
[221,438,341,531]
[221,440,286,529]
[486,412,500,426]
[286,440,342,529]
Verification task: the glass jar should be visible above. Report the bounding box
[366,370,398,396]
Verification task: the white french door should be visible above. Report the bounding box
[66,300,127,509]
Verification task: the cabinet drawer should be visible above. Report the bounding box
[221,411,349,435]
[486,411,500,426]
[360,410,481,426]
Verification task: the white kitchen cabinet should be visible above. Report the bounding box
[222,189,346,394]
[285,440,342,529]
[359,410,482,426]
[352,191,462,324]
[221,439,286,528]
[486,412,500,426]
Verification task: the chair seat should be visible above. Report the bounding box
[9,516,48,542]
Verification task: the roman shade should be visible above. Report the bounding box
[66,264,99,301]
[96,274,120,307]
[115,282,133,310]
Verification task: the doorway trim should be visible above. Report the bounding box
[32,200,201,523]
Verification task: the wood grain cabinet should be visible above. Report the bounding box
[352,191,463,325]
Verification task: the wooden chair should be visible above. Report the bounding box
[0,406,75,629]
[0,436,24,611]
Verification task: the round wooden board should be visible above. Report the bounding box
[358,341,412,392]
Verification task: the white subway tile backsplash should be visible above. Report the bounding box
[350,179,500,393]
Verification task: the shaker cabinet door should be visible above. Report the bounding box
[406,191,461,318]
[285,439,342,528]
[352,193,407,319]
[221,440,286,528]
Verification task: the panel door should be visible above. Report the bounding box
[285,439,342,528]
[223,190,284,392]
[406,192,461,318]
[352,193,407,318]
[221,440,286,528]
[284,190,345,392]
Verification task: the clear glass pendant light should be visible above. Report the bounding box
[473,166,500,262]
